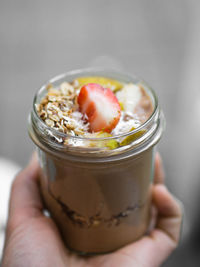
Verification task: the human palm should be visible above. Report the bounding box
[2,153,182,267]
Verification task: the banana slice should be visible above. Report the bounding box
[116,83,141,112]
[76,77,123,92]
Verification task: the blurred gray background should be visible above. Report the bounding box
[1,0,200,265]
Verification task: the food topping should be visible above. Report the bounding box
[77,83,121,133]
[36,77,153,148]
[76,76,123,92]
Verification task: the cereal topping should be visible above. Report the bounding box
[36,81,90,136]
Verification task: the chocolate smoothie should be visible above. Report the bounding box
[28,69,165,254]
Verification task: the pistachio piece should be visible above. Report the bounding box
[120,128,146,146]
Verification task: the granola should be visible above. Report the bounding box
[37,81,90,136]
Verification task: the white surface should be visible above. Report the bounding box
[0,158,20,259]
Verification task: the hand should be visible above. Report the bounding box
[2,153,182,267]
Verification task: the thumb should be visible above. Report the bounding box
[153,184,183,244]
[8,152,43,228]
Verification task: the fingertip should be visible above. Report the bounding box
[154,152,165,184]
[13,152,39,190]
[23,151,39,178]
[152,184,169,202]
[29,151,38,167]
[154,183,168,194]
[153,184,182,217]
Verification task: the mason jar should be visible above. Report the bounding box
[28,68,165,254]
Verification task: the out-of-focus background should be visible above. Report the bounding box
[1,0,200,265]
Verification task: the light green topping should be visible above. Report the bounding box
[119,101,124,111]
[106,139,119,149]
[120,128,146,146]
[88,131,119,149]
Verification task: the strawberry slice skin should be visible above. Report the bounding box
[78,83,121,133]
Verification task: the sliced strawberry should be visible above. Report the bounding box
[77,83,121,133]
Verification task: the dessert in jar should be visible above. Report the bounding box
[28,69,165,254]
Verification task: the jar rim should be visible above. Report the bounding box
[32,67,159,142]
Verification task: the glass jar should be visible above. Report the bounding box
[28,68,165,254]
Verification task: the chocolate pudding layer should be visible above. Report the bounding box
[28,69,165,254]
[38,148,153,253]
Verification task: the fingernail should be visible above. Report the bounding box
[29,151,38,165]
[157,184,169,193]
